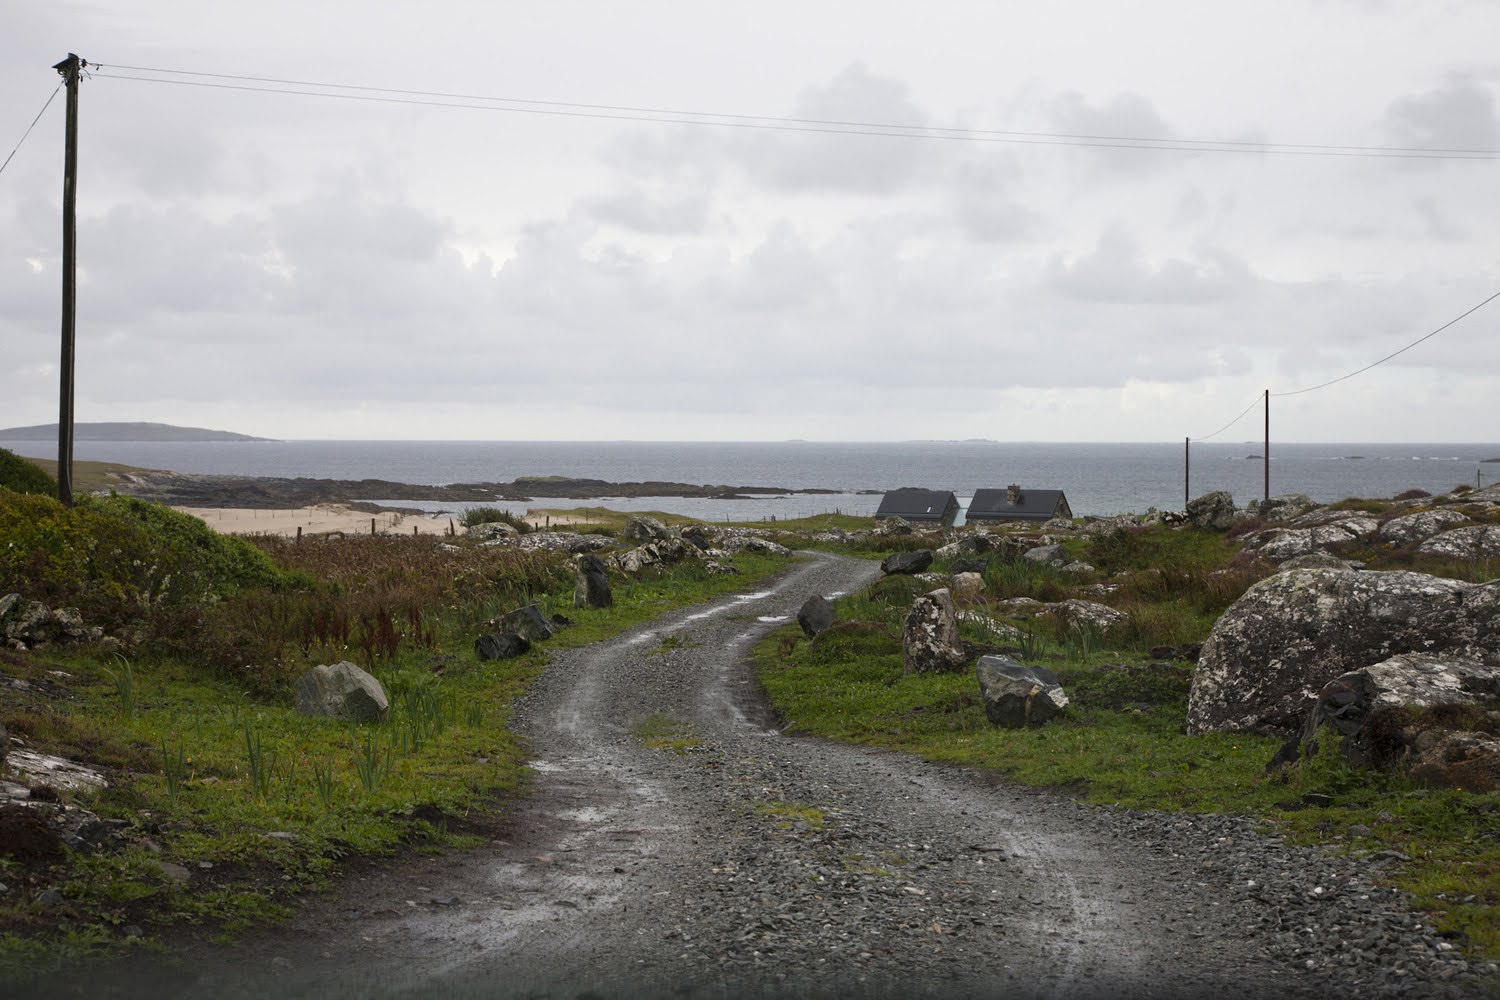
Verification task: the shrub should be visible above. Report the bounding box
[0,448,57,497]
[1394,489,1432,501]
[459,506,531,534]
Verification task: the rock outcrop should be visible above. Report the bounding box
[574,554,612,609]
[882,550,933,575]
[294,662,389,722]
[1187,569,1500,734]
[1186,491,1236,531]
[902,589,965,674]
[1418,524,1500,561]
[475,632,530,661]
[1377,509,1470,546]
[797,596,835,638]
[494,604,554,643]
[975,655,1069,727]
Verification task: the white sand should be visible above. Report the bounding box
[174,503,458,537]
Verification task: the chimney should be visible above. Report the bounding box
[1006,484,1021,505]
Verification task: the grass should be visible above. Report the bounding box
[0,529,794,985]
[633,713,704,754]
[753,586,1500,961]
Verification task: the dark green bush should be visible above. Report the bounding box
[0,448,56,497]
[459,505,532,534]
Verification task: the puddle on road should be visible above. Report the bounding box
[556,806,610,824]
[625,632,657,646]
[527,760,567,773]
[756,615,789,622]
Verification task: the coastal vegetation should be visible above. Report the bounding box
[0,487,789,983]
[754,509,1500,959]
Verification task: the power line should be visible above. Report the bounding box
[0,82,63,177]
[1190,393,1265,442]
[1273,287,1500,397]
[90,64,1500,161]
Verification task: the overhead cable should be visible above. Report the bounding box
[0,82,63,178]
[1273,287,1500,397]
[1190,393,1265,442]
[90,64,1500,161]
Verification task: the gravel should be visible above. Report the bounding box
[55,551,1499,1000]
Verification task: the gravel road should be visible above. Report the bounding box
[73,552,1499,999]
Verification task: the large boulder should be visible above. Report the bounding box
[1022,544,1066,566]
[1417,524,1500,561]
[624,516,674,542]
[797,595,835,638]
[1050,599,1128,634]
[1247,493,1317,523]
[1244,518,1379,562]
[882,550,933,575]
[877,516,913,536]
[1408,731,1500,793]
[1188,569,1500,734]
[722,536,793,557]
[902,589,965,674]
[294,662,389,722]
[1186,491,1236,531]
[949,572,986,600]
[467,521,518,540]
[513,532,614,554]
[617,538,702,574]
[475,632,531,661]
[574,554,612,609]
[1378,509,1471,546]
[495,604,553,643]
[975,656,1069,727]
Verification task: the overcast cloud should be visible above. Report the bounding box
[2,0,1498,442]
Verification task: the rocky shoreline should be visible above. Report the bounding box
[109,471,867,510]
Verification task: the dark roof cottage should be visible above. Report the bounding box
[875,488,960,527]
[966,484,1071,524]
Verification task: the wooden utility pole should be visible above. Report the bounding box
[1263,388,1270,503]
[1184,437,1190,510]
[53,54,86,507]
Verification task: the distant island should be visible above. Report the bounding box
[0,422,271,442]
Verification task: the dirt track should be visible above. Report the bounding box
[62,552,1492,999]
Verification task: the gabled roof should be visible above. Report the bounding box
[875,488,958,520]
[967,488,1067,522]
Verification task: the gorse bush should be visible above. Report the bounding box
[0,488,299,626]
[0,448,56,497]
[459,506,531,534]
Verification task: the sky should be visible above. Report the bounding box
[2,1,1499,443]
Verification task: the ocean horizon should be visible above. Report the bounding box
[5,439,1498,522]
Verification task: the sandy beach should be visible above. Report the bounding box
[174,503,601,537]
[174,504,458,537]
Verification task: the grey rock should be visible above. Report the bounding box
[624,515,674,543]
[1246,493,1317,523]
[475,632,530,661]
[902,589,965,674]
[876,516,913,536]
[4,749,109,792]
[1407,730,1500,793]
[574,554,613,609]
[496,604,554,643]
[1050,599,1128,634]
[1377,509,1470,546]
[293,662,389,723]
[722,536,793,557]
[1061,560,1096,574]
[1021,544,1066,566]
[797,596,835,638]
[1187,569,1499,734]
[467,521,518,540]
[0,593,18,621]
[617,537,703,574]
[949,571,985,600]
[1278,552,1354,572]
[512,532,615,554]
[1417,524,1500,561]
[1245,518,1380,562]
[975,655,1069,727]
[881,550,933,575]
[1187,491,1237,531]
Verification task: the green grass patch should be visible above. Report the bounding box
[633,714,703,754]
[753,799,826,831]
[753,613,1500,960]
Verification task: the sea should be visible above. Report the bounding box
[5,439,1498,524]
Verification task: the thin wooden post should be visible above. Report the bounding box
[296,526,302,542]
[1184,437,1190,510]
[1263,389,1270,503]
[53,54,85,507]
[371,517,376,535]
